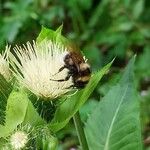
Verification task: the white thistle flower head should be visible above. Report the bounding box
[10,131,28,150]
[3,124,36,150]
[0,46,11,81]
[10,40,74,99]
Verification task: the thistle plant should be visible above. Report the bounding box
[0,26,142,150]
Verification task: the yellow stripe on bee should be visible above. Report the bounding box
[77,76,90,82]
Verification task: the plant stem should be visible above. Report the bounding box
[73,111,89,150]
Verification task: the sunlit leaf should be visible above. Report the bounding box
[36,26,79,53]
[0,90,28,137]
[0,90,45,138]
[37,26,68,45]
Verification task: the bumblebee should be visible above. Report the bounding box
[52,45,91,89]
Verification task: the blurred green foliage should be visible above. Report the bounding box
[0,0,150,149]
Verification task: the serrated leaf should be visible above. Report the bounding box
[0,90,29,137]
[0,90,45,138]
[5,90,28,127]
[36,26,78,53]
[0,74,12,100]
[36,26,67,45]
[49,60,113,132]
[85,57,142,150]
[0,74,12,124]
[36,26,56,43]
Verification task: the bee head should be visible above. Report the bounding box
[64,54,74,65]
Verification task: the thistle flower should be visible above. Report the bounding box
[0,46,11,81]
[3,124,36,150]
[10,131,28,149]
[9,40,73,99]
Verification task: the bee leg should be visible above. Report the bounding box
[65,84,75,89]
[50,73,72,82]
[53,66,67,76]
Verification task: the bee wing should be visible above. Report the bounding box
[64,40,85,64]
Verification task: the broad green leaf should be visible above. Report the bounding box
[85,57,142,150]
[0,90,45,138]
[0,90,29,137]
[0,124,8,138]
[49,60,113,132]
[80,99,98,122]
[5,90,28,127]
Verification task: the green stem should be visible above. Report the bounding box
[73,112,89,150]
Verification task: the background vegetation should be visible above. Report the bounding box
[0,0,150,149]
